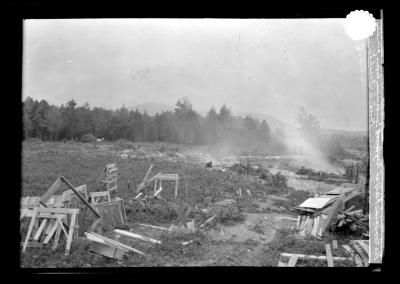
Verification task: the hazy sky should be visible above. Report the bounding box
[23,18,368,131]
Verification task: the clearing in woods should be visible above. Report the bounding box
[20,140,364,267]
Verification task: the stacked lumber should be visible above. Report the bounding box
[85,232,144,260]
[293,187,361,238]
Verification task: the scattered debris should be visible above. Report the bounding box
[335,209,369,236]
[292,187,362,238]
[85,232,144,255]
[278,251,352,267]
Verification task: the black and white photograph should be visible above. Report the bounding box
[20,12,384,268]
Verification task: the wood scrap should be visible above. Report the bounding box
[136,223,170,231]
[342,245,355,257]
[351,241,369,267]
[89,241,125,260]
[325,244,334,267]
[85,232,145,255]
[114,229,161,244]
[281,253,351,261]
[287,255,299,267]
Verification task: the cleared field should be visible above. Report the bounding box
[20,140,362,267]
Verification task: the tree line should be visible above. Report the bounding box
[23,97,277,150]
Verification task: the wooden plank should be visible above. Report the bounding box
[134,192,143,200]
[154,187,164,197]
[35,207,79,215]
[281,217,298,221]
[354,254,363,267]
[33,219,48,241]
[351,242,369,267]
[65,212,77,255]
[311,216,320,236]
[22,207,38,252]
[43,217,61,244]
[342,245,355,257]
[52,221,62,250]
[136,223,170,231]
[296,216,301,230]
[20,242,43,249]
[277,261,287,267]
[281,253,351,261]
[87,232,144,255]
[287,255,299,267]
[332,240,338,250]
[89,241,125,260]
[114,229,161,244]
[45,219,56,234]
[354,240,369,255]
[142,164,153,183]
[325,244,334,267]
[345,205,356,213]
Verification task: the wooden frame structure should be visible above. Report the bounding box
[95,198,127,227]
[154,174,179,198]
[21,207,79,255]
[100,163,118,194]
[90,191,111,205]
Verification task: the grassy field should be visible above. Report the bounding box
[20,140,360,267]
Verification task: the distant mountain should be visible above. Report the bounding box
[129,103,175,115]
[238,112,367,138]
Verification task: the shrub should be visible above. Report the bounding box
[81,133,97,143]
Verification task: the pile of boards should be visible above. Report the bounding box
[292,187,361,238]
[335,207,369,236]
[20,167,128,255]
[278,239,369,267]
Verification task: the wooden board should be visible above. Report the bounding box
[89,241,125,260]
[87,232,144,255]
[114,229,161,244]
[277,261,287,267]
[287,255,299,267]
[95,199,126,227]
[325,244,334,267]
[281,253,351,261]
[351,242,369,267]
[342,245,355,257]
